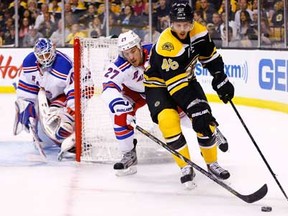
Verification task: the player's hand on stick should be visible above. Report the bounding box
[187,102,216,137]
[13,99,36,135]
[112,98,135,130]
[212,72,234,103]
[114,110,136,130]
[126,112,136,130]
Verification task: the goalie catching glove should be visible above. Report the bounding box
[13,99,36,135]
[212,72,234,103]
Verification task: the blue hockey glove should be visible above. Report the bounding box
[13,99,36,135]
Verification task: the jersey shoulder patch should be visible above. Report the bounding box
[155,28,184,58]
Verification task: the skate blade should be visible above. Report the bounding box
[184,181,197,190]
[115,166,137,177]
[57,151,64,161]
[57,146,75,161]
[57,151,75,161]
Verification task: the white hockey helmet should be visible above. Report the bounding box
[117,30,141,53]
[34,38,56,68]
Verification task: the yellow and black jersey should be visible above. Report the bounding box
[144,21,225,111]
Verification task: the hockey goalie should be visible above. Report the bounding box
[13,38,92,160]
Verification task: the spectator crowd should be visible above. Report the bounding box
[0,0,286,48]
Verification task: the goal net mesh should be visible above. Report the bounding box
[74,37,172,163]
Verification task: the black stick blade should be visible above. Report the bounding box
[240,184,268,203]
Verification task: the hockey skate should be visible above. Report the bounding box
[114,146,137,176]
[180,165,196,190]
[207,162,230,180]
[216,128,229,152]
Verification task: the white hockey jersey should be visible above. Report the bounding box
[102,43,152,114]
[17,50,75,109]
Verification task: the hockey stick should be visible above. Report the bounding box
[38,88,57,139]
[28,120,47,161]
[229,100,288,202]
[38,88,51,120]
[133,123,268,203]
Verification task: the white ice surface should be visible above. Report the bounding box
[0,94,288,216]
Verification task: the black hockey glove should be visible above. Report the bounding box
[187,102,216,137]
[212,73,234,104]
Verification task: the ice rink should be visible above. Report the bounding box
[0,94,287,216]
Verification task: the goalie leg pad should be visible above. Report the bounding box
[55,113,74,140]
[40,107,75,143]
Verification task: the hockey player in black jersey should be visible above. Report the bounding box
[144,1,234,189]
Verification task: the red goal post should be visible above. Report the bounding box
[74,37,82,162]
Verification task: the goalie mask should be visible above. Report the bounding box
[117,30,141,56]
[34,38,56,68]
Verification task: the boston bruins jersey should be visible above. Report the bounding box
[144,21,225,110]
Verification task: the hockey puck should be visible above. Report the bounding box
[261,206,272,212]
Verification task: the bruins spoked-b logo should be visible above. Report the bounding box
[162,42,174,51]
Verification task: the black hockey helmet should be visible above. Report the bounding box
[170,1,194,23]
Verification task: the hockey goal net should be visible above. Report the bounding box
[73,37,171,163]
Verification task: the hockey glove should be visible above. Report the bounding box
[187,101,216,137]
[212,73,234,104]
[114,111,136,130]
[126,112,136,130]
[13,99,36,135]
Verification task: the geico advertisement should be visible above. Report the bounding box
[0,48,287,104]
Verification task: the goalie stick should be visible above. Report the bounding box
[38,88,54,138]
[133,123,268,204]
[28,120,47,161]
